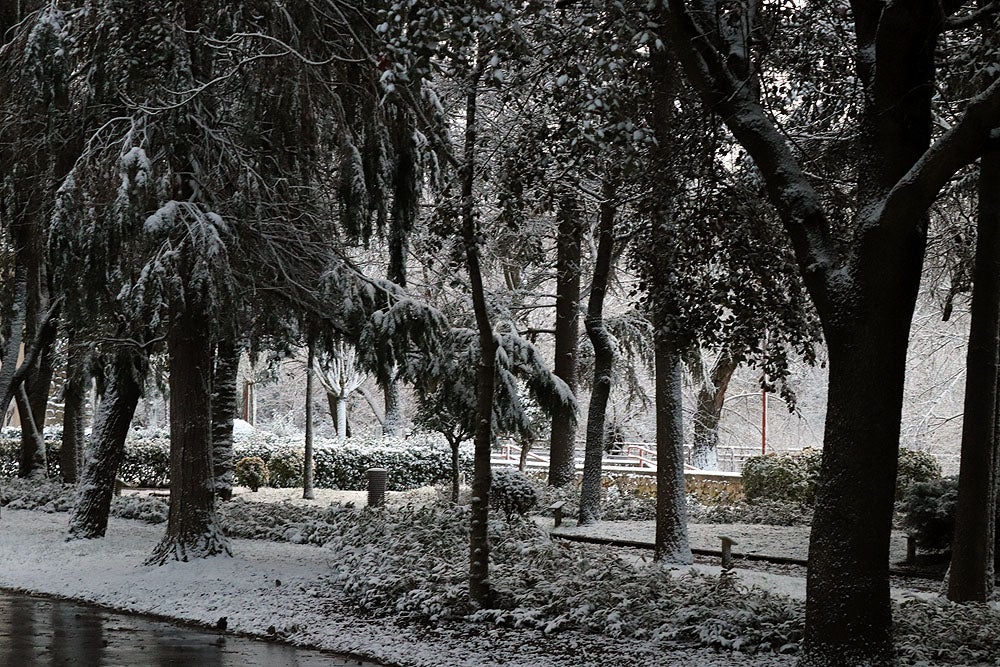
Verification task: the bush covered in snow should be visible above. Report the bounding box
[742,449,822,504]
[0,429,469,491]
[490,468,539,519]
[266,449,304,488]
[898,476,959,550]
[311,435,472,491]
[744,448,940,505]
[235,457,269,491]
[895,449,943,501]
[690,500,813,527]
[1,477,169,523]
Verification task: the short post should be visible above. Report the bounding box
[548,501,566,527]
[906,535,916,564]
[720,536,738,570]
[367,468,387,508]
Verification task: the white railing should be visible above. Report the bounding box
[491,441,794,474]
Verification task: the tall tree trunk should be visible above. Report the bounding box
[18,247,57,478]
[461,70,496,608]
[211,336,239,502]
[579,182,616,525]
[548,193,583,487]
[60,331,89,483]
[689,351,739,470]
[147,307,230,564]
[804,312,914,665]
[18,287,58,478]
[381,109,416,439]
[303,331,316,500]
[334,395,348,441]
[382,382,404,437]
[15,384,46,478]
[948,141,1000,601]
[653,335,692,563]
[449,434,461,503]
[67,351,145,540]
[0,270,28,417]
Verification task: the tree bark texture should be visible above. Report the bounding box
[0,271,28,418]
[948,141,1000,601]
[18,282,58,479]
[579,185,616,525]
[382,381,405,437]
[15,384,46,478]
[60,332,89,483]
[689,352,739,470]
[211,336,240,502]
[303,332,316,500]
[653,336,692,564]
[67,351,144,540]
[147,308,230,564]
[17,238,57,478]
[548,193,583,488]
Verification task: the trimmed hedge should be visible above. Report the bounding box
[0,429,470,491]
[743,447,941,504]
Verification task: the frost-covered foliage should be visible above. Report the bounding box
[412,327,575,446]
[1,477,75,512]
[234,457,269,492]
[744,448,942,506]
[535,479,657,522]
[490,469,538,519]
[1,477,167,523]
[894,596,1000,666]
[898,477,959,550]
[266,449,304,488]
[742,450,823,504]
[690,500,813,528]
[895,449,943,501]
[316,502,804,653]
[217,499,356,545]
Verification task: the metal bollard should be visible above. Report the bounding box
[367,468,387,507]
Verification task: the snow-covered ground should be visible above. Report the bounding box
[0,507,799,667]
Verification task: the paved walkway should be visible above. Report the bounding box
[543,519,913,565]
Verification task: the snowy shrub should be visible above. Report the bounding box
[745,448,943,506]
[691,500,813,527]
[119,436,171,487]
[218,499,355,545]
[0,477,75,511]
[0,435,63,478]
[742,449,822,504]
[491,468,538,519]
[312,435,472,491]
[685,476,744,505]
[899,476,958,550]
[894,595,1000,665]
[895,448,942,501]
[266,449,304,488]
[533,476,657,522]
[235,457,269,491]
[112,494,168,524]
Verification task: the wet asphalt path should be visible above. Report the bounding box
[0,590,382,666]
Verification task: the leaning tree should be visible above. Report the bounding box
[661,1,1000,662]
